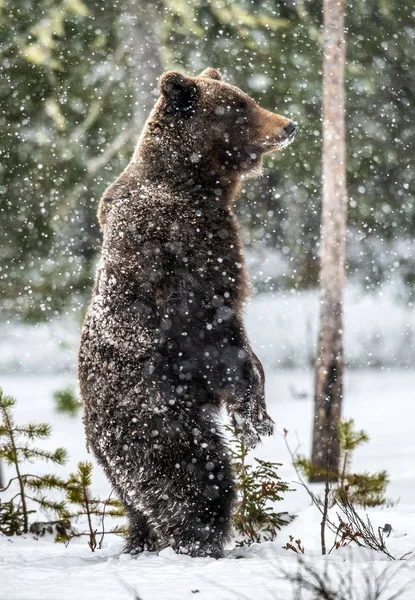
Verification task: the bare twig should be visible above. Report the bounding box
[64,529,123,548]
[321,464,330,555]
[283,429,303,480]
[98,490,114,550]
[333,491,396,560]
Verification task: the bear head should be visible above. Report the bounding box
[150,67,298,177]
[98,68,298,227]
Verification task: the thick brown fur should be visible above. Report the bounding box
[78,68,297,558]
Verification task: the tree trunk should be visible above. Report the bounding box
[310,0,348,482]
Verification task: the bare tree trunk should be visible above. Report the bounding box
[310,0,347,482]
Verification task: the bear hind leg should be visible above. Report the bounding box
[139,429,236,558]
[123,505,159,554]
[169,460,235,558]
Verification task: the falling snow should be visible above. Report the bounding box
[1,0,414,597]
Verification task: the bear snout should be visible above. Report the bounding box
[256,107,298,152]
[277,120,298,151]
[284,121,299,138]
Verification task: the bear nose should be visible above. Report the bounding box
[285,121,299,136]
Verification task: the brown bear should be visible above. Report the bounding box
[78,68,297,558]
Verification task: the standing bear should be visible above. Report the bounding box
[78,68,298,558]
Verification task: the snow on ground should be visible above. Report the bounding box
[1,369,415,599]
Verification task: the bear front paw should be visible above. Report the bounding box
[232,414,261,449]
[254,414,275,437]
[236,425,261,449]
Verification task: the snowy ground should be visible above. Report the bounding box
[1,369,415,599]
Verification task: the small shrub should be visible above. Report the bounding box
[332,491,398,560]
[228,428,294,546]
[285,427,396,559]
[0,387,68,534]
[29,519,72,539]
[295,418,389,508]
[60,461,124,550]
[0,499,27,536]
[337,419,388,507]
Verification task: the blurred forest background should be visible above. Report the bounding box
[0,0,414,350]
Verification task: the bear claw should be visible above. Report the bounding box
[254,415,275,437]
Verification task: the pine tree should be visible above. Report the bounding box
[61,461,124,551]
[0,387,68,534]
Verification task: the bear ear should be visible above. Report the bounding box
[199,68,222,81]
[159,72,198,112]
